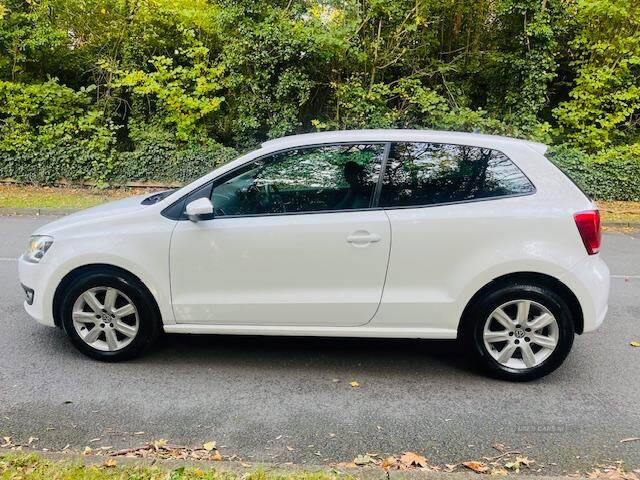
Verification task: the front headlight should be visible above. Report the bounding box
[24,235,54,263]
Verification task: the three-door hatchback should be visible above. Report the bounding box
[19,130,610,380]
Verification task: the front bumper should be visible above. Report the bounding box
[18,255,57,327]
[559,254,610,333]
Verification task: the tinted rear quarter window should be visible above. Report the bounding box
[380,142,535,207]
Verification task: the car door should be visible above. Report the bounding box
[169,142,391,327]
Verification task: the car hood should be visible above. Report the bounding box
[33,194,152,236]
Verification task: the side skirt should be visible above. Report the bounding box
[162,324,458,339]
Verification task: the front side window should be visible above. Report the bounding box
[379,142,535,207]
[210,143,385,216]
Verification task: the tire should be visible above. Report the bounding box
[59,268,160,361]
[459,282,575,381]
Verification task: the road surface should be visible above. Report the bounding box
[1,215,638,475]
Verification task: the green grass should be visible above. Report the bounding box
[0,453,343,480]
[0,185,157,210]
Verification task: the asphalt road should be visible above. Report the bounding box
[1,215,639,475]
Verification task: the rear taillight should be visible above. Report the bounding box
[573,210,601,255]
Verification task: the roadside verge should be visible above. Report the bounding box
[0,449,625,480]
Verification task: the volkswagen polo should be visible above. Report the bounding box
[18,130,610,380]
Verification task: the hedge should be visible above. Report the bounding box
[0,140,238,186]
[548,143,640,201]
[1,139,639,201]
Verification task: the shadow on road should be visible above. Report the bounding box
[141,333,476,377]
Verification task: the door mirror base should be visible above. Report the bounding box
[185,197,214,222]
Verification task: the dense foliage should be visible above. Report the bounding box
[0,0,638,198]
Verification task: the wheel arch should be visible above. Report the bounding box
[458,272,584,336]
[52,263,163,329]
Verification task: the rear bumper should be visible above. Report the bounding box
[559,254,610,333]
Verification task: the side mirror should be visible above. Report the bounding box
[185,197,214,222]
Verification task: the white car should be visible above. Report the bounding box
[19,130,609,380]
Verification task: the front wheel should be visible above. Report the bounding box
[460,283,575,381]
[59,269,159,361]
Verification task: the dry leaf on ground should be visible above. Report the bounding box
[353,454,375,465]
[586,465,639,480]
[463,461,490,473]
[202,441,216,451]
[349,381,360,388]
[400,452,428,468]
[380,457,397,469]
[505,456,533,473]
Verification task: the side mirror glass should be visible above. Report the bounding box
[185,197,214,222]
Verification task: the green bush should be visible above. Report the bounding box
[0,0,638,198]
[548,144,640,201]
[0,136,238,186]
[114,140,238,185]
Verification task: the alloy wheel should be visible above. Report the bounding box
[482,299,559,370]
[71,286,139,352]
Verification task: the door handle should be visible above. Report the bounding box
[346,231,381,246]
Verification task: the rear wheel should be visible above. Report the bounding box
[60,269,159,361]
[460,283,575,381]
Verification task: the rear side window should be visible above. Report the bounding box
[379,142,535,208]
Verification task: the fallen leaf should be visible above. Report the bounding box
[83,446,92,455]
[103,458,117,468]
[27,436,38,445]
[212,451,222,461]
[400,452,428,468]
[380,456,397,469]
[240,462,251,468]
[152,439,167,450]
[203,441,216,451]
[286,446,294,451]
[630,341,640,347]
[505,456,533,473]
[463,461,489,473]
[490,467,509,476]
[349,381,360,388]
[353,454,375,466]
[620,437,640,443]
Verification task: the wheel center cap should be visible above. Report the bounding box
[514,329,526,339]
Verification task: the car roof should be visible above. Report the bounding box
[261,129,548,155]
